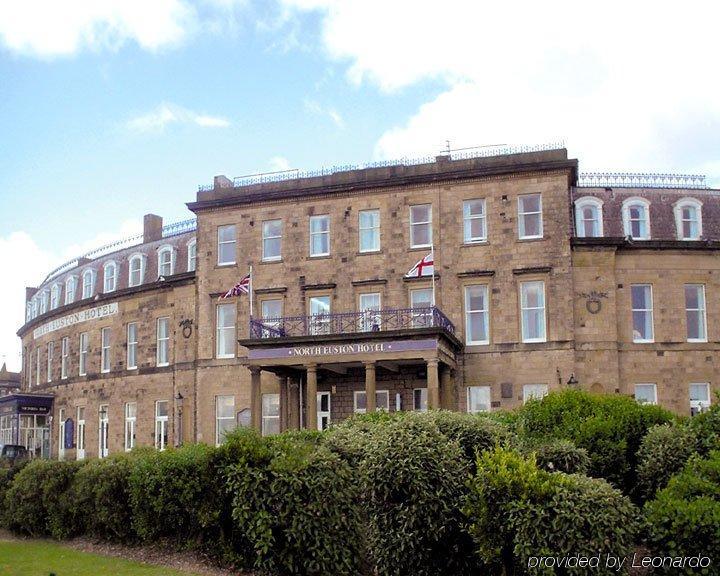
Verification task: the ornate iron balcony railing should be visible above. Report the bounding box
[578,172,708,189]
[249,306,455,339]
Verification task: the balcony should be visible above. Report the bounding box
[249,306,456,340]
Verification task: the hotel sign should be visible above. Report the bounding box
[248,339,437,360]
[33,302,118,339]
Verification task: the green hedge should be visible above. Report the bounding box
[689,400,720,456]
[0,462,27,527]
[525,439,590,475]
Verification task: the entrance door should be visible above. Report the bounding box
[317,392,331,430]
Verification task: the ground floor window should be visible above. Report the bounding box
[215,395,235,446]
[317,392,331,431]
[467,386,491,413]
[155,400,169,451]
[353,390,390,413]
[99,405,109,458]
[19,414,50,458]
[76,407,86,460]
[262,393,280,436]
[634,383,657,405]
[124,402,136,451]
[58,408,66,461]
[0,414,13,445]
[690,383,711,416]
[413,388,428,412]
[523,384,548,404]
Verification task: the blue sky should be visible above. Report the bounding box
[1,0,719,369]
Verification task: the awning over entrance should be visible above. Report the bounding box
[0,393,54,458]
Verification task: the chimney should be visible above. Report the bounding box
[214,175,233,189]
[143,214,163,244]
[25,287,38,301]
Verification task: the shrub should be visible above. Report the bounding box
[645,451,720,575]
[361,415,475,576]
[5,459,84,538]
[225,428,363,575]
[635,423,698,501]
[129,443,221,545]
[526,439,590,474]
[689,401,720,456]
[0,461,28,527]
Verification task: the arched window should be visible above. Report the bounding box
[187,238,197,272]
[128,254,146,287]
[157,245,175,278]
[39,290,49,315]
[82,269,95,299]
[65,276,77,304]
[103,261,117,293]
[674,197,703,240]
[50,284,61,310]
[622,197,651,240]
[574,197,604,237]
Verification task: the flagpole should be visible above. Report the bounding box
[249,265,254,319]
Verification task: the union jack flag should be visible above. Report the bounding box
[405,253,434,277]
[220,273,250,298]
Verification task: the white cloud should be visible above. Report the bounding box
[0,0,195,57]
[269,155,292,171]
[303,98,345,129]
[0,220,142,372]
[283,0,720,182]
[125,103,230,133]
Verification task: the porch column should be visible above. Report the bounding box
[427,359,440,409]
[364,361,376,412]
[249,366,262,432]
[279,376,289,433]
[305,364,318,430]
[440,366,454,410]
[288,377,300,430]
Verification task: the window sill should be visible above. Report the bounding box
[409,245,433,251]
[156,363,170,368]
[632,340,655,344]
[462,240,488,247]
[521,338,547,344]
[688,339,708,343]
[216,262,237,269]
[216,355,236,360]
[518,236,545,242]
[357,250,382,256]
[261,258,282,264]
[308,254,332,260]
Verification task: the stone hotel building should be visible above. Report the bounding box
[5,146,718,459]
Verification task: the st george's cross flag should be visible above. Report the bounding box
[405,253,434,277]
[220,273,250,298]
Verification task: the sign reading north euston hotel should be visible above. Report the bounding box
[33,302,118,339]
[248,339,437,360]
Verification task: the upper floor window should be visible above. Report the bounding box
[217,224,236,266]
[359,209,380,252]
[685,284,707,342]
[79,332,89,376]
[674,198,702,240]
[128,254,146,287]
[262,220,282,261]
[358,293,381,332]
[187,238,197,272]
[216,303,236,358]
[156,317,170,366]
[574,197,603,238]
[410,204,432,248]
[622,197,650,240]
[260,299,283,337]
[518,194,543,239]
[65,276,77,305]
[309,295,331,335]
[631,284,654,342]
[464,285,490,345]
[50,284,60,310]
[127,322,138,370]
[26,302,32,322]
[101,327,111,373]
[103,261,117,293]
[463,199,487,243]
[410,288,433,328]
[82,269,95,299]
[309,215,330,257]
[39,291,48,315]
[157,246,175,277]
[520,281,546,343]
[31,298,38,319]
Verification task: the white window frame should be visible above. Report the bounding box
[413,388,428,412]
[353,390,390,413]
[409,204,432,248]
[523,383,549,403]
[622,197,651,240]
[39,290,48,315]
[309,214,330,257]
[520,281,547,343]
[128,254,146,287]
[154,400,169,451]
[26,302,32,322]
[58,408,65,461]
[99,404,109,458]
[61,337,68,379]
[156,317,170,367]
[81,269,95,299]
[76,406,85,460]
[217,224,236,266]
[634,383,657,405]
[215,395,235,446]
[690,383,712,416]
[674,197,703,240]
[187,238,197,272]
[31,297,38,319]
[358,209,381,253]
[79,332,89,376]
[309,295,331,335]
[101,327,111,373]
[464,285,490,345]
[685,284,707,343]
[65,276,77,305]
[262,219,282,261]
[103,261,117,293]
[574,196,604,238]
[410,288,433,328]
[47,341,53,383]
[463,199,487,243]
[467,386,491,413]
[216,303,236,359]
[127,322,138,370]
[262,393,281,436]
[359,292,382,332]
[157,245,175,278]
[50,284,61,310]
[631,284,654,343]
[518,194,543,239]
[36,348,40,386]
[124,402,136,452]
[260,299,283,337]
[317,391,331,431]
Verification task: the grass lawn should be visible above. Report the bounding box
[0,541,208,576]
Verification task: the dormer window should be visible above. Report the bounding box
[187,238,197,272]
[65,276,77,304]
[39,291,49,314]
[82,269,95,299]
[674,198,702,240]
[128,254,146,287]
[622,197,651,240]
[31,298,38,319]
[157,246,175,278]
[26,302,32,322]
[103,261,117,293]
[574,197,603,238]
[50,284,61,310]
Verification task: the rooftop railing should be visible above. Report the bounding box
[578,172,708,189]
[249,306,456,339]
